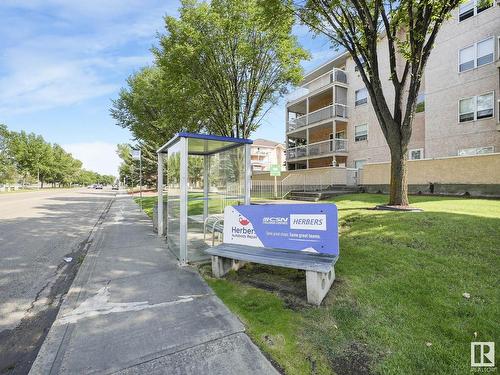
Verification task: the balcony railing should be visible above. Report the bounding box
[286,68,348,103]
[287,103,348,132]
[286,139,348,160]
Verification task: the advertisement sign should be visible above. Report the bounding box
[223,204,339,255]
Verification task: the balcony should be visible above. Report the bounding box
[286,68,348,103]
[287,103,348,133]
[286,139,348,160]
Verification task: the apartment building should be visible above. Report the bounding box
[250,138,286,172]
[285,1,500,171]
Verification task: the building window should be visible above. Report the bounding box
[459,45,475,72]
[458,146,494,156]
[477,38,494,67]
[498,37,500,60]
[409,148,424,160]
[476,0,493,14]
[459,37,494,72]
[477,92,494,119]
[355,88,368,106]
[459,0,493,22]
[416,93,425,113]
[459,97,475,122]
[354,159,366,169]
[354,124,368,142]
[459,92,494,122]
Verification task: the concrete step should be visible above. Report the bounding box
[287,188,360,201]
[288,195,320,202]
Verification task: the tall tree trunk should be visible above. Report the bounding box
[389,147,409,206]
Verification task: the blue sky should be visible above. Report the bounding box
[0,1,340,175]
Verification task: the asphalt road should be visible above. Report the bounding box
[0,188,115,374]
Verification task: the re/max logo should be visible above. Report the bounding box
[289,214,327,231]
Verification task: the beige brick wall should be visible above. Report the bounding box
[424,5,500,159]
[361,153,500,185]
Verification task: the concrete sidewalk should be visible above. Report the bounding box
[30,194,277,374]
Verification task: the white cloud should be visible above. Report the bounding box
[62,142,120,176]
[0,1,176,115]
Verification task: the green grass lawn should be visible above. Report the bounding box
[137,193,245,219]
[195,194,500,374]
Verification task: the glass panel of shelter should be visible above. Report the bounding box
[186,138,247,262]
[166,140,182,260]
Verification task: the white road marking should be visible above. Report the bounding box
[57,286,208,325]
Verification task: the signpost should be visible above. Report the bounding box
[132,149,142,209]
[269,164,281,199]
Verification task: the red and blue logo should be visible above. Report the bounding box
[238,215,250,226]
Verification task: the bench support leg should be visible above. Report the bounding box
[211,256,247,278]
[306,267,335,305]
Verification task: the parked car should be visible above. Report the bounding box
[95,184,103,189]
[112,184,119,190]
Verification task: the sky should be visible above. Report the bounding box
[0,1,340,176]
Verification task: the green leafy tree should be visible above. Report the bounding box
[116,143,139,187]
[155,0,308,138]
[188,156,204,188]
[76,170,99,186]
[0,124,18,184]
[1,124,113,188]
[110,67,200,150]
[8,131,53,186]
[110,68,200,187]
[284,0,463,206]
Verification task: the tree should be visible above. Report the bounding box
[116,144,135,186]
[286,0,462,206]
[8,131,53,186]
[110,67,201,186]
[188,156,204,188]
[155,0,308,138]
[1,124,113,188]
[111,67,201,150]
[0,124,18,184]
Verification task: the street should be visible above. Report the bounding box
[0,188,115,374]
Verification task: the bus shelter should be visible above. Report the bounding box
[157,133,252,264]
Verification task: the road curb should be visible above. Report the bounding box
[28,195,116,375]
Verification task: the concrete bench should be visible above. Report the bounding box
[205,243,338,305]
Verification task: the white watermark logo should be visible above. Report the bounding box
[471,342,495,371]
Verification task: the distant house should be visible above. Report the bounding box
[251,139,286,172]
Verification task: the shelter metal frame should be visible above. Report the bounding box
[157,132,252,264]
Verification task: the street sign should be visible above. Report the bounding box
[269,164,281,176]
[131,150,141,160]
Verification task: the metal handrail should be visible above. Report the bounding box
[286,68,348,103]
[287,103,349,132]
[286,138,348,160]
